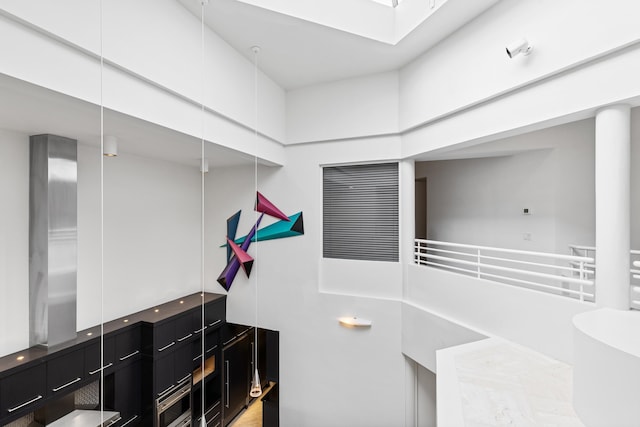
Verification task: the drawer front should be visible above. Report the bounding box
[0,363,46,416]
[47,349,84,396]
[154,321,176,354]
[154,353,175,397]
[85,336,116,377]
[205,301,225,330]
[174,344,193,386]
[192,330,219,364]
[115,327,142,363]
[174,313,195,345]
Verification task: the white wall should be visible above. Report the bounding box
[0,135,203,357]
[416,364,437,427]
[399,0,640,130]
[0,0,286,163]
[286,71,399,144]
[406,264,593,364]
[415,119,595,254]
[204,137,408,427]
[0,129,29,356]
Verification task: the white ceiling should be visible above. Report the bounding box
[178,0,500,89]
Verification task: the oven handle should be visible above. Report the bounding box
[157,383,191,413]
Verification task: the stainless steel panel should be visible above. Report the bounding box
[29,134,77,347]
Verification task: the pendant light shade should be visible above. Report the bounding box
[250,368,262,398]
[103,135,118,157]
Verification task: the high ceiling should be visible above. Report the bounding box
[177,0,500,89]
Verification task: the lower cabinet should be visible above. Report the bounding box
[222,331,252,426]
[113,360,142,427]
[0,363,46,419]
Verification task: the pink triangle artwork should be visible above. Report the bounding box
[217,192,304,291]
[227,237,254,277]
[255,191,290,222]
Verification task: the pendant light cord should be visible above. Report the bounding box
[99,0,105,422]
[253,46,260,387]
[200,1,206,423]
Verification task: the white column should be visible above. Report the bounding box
[595,104,631,309]
[400,159,416,294]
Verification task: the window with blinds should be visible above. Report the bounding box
[323,162,399,262]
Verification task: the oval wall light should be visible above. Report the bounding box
[338,316,372,328]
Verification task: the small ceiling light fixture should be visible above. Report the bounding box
[103,135,118,157]
[506,38,533,58]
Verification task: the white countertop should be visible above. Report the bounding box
[437,337,584,426]
[47,409,120,427]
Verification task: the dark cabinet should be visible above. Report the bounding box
[115,326,141,364]
[154,353,176,398]
[114,359,142,427]
[222,332,251,426]
[153,320,175,355]
[175,312,194,344]
[205,301,225,330]
[85,335,116,378]
[0,363,46,418]
[47,348,84,397]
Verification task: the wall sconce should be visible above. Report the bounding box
[338,316,372,328]
[103,135,118,157]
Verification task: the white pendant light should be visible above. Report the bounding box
[103,135,118,157]
[250,45,263,399]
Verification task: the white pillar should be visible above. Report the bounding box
[595,104,631,309]
[400,159,416,294]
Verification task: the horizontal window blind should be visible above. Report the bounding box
[323,162,399,262]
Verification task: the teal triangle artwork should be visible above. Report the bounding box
[234,211,304,245]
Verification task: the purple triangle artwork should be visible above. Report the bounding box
[217,192,304,291]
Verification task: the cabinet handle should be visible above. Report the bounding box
[209,319,221,327]
[119,350,140,361]
[212,400,221,410]
[193,354,203,362]
[7,395,43,412]
[89,362,113,375]
[106,416,122,426]
[179,418,191,427]
[178,373,191,384]
[120,415,138,427]
[52,377,81,392]
[194,326,208,334]
[206,345,218,354]
[225,360,230,408]
[223,336,237,346]
[177,333,193,342]
[158,384,176,398]
[158,341,175,352]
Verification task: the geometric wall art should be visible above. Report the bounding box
[217,191,304,291]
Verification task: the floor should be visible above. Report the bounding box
[437,338,585,427]
[228,383,273,427]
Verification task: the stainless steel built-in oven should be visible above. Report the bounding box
[157,379,191,427]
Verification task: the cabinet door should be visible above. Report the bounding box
[155,353,175,398]
[205,301,225,330]
[0,363,46,417]
[47,349,84,397]
[115,326,141,364]
[175,313,194,345]
[85,336,116,378]
[223,335,251,426]
[174,344,193,386]
[154,321,175,354]
[114,359,142,426]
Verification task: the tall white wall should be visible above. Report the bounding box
[0,133,203,357]
[415,119,595,254]
[0,129,29,356]
[204,137,407,427]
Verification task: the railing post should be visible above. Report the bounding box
[476,249,481,279]
[579,261,585,302]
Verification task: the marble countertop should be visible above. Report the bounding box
[437,337,584,427]
[47,410,120,427]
